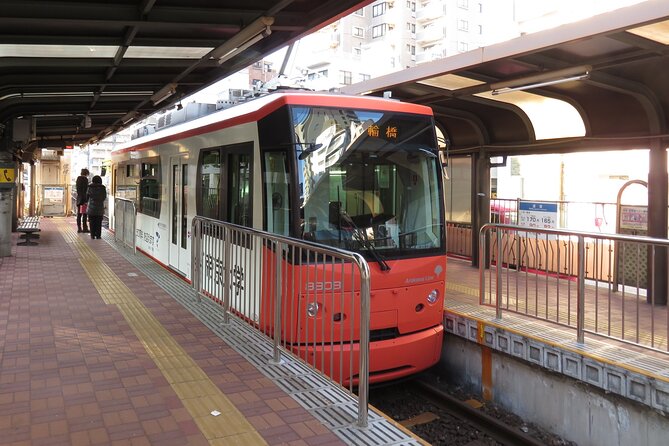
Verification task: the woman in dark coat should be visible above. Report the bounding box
[86,175,107,239]
[75,168,89,232]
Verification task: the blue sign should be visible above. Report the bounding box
[519,201,558,229]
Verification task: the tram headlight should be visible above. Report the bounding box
[306,302,320,317]
[427,289,439,304]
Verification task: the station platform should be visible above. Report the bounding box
[0,218,423,446]
[443,257,669,414]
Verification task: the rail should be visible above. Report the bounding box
[479,223,669,354]
[190,217,371,428]
[113,198,136,253]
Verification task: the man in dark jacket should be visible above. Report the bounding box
[75,168,89,233]
[86,175,107,239]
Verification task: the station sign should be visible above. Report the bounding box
[518,201,558,229]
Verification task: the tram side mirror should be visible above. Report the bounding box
[298,143,323,160]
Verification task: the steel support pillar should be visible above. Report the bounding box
[647,141,667,304]
[471,152,490,267]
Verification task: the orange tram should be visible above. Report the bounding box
[110,90,446,384]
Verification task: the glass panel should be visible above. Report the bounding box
[293,106,443,259]
[199,150,220,219]
[444,156,472,223]
[181,164,188,249]
[264,152,290,236]
[228,153,252,227]
[172,164,178,245]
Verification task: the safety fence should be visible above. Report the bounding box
[191,216,372,427]
[113,198,136,252]
[447,198,640,258]
[479,223,669,353]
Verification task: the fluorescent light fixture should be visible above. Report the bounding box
[490,65,591,95]
[120,110,137,124]
[212,16,274,65]
[151,83,177,105]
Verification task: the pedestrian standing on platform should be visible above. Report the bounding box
[86,175,107,240]
[76,168,90,233]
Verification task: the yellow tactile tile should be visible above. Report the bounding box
[57,221,267,445]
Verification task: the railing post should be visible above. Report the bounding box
[576,235,586,344]
[479,225,486,305]
[357,255,371,429]
[191,219,201,301]
[222,226,231,324]
[272,241,283,364]
[496,228,503,319]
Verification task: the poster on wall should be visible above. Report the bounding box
[619,205,648,231]
[518,201,558,229]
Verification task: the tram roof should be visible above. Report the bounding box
[0,0,373,160]
[112,90,435,155]
[342,0,669,157]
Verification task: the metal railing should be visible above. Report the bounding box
[191,216,371,427]
[479,224,669,354]
[114,198,137,252]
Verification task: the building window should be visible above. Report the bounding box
[354,8,364,16]
[458,0,469,9]
[458,41,468,52]
[318,69,329,78]
[339,70,352,85]
[373,3,386,17]
[353,47,362,57]
[458,19,469,31]
[406,1,416,12]
[478,24,483,35]
[353,26,364,38]
[406,44,416,55]
[359,73,371,81]
[478,2,483,13]
[372,24,386,38]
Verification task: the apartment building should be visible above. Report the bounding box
[299,0,516,88]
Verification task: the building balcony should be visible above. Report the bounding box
[416,48,447,64]
[416,4,444,23]
[416,27,443,44]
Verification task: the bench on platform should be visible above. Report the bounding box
[17,216,40,246]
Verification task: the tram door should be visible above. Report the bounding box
[169,154,189,274]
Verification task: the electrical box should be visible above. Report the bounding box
[12,118,35,143]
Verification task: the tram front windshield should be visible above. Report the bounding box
[293,106,443,259]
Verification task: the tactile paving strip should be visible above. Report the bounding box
[104,234,422,445]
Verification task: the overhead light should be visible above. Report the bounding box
[151,83,177,105]
[82,115,92,128]
[490,65,591,95]
[213,16,274,65]
[121,110,137,124]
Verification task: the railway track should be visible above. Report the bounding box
[369,376,571,446]
[410,381,547,446]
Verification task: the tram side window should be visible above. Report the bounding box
[116,162,139,203]
[229,153,252,227]
[263,152,290,236]
[199,150,221,220]
[139,158,161,218]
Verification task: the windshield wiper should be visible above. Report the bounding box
[339,211,391,271]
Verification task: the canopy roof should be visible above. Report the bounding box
[342,0,669,156]
[0,0,371,157]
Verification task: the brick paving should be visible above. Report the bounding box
[0,217,345,446]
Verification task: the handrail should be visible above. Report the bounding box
[480,223,669,353]
[191,216,371,427]
[113,197,137,253]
